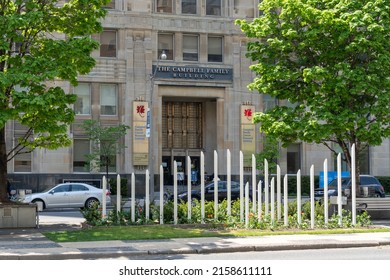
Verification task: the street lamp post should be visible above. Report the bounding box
[148,50,167,199]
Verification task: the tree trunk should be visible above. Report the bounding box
[0,127,9,202]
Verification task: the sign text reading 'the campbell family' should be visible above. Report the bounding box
[152,65,233,81]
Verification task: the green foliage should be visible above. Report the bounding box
[87,198,372,231]
[80,202,106,226]
[236,0,390,172]
[0,0,110,201]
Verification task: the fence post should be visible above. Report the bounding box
[145,170,150,221]
[257,180,262,220]
[264,159,269,216]
[270,177,275,225]
[277,165,281,221]
[131,173,135,222]
[284,174,288,226]
[102,176,107,219]
[324,159,329,225]
[200,151,205,223]
[116,174,121,218]
[252,154,257,213]
[173,160,178,225]
[187,155,192,221]
[214,150,218,219]
[240,151,244,221]
[227,149,231,215]
[310,165,315,229]
[351,144,356,225]
[245,182,250,228]
[337,153,342,226]
[297,169,301,225]
[159,165,164,224]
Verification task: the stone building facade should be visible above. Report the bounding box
[6,0,390,192]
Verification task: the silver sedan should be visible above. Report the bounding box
[22,183,111,210]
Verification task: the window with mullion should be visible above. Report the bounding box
[100,84,117,116]
[100,30,117,58]
[156,0,173,13]
[183,34,198,61]
[74,83,91,115]
[182,0,197,14]
[158,33,174,60]
[208,36,223,62]
[206,0,221,16]
[73,139,90,172]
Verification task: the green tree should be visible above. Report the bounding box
[237,0,390,181]
[0,0,110,202]
[81,120,130,185]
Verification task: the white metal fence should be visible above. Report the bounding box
[102,145,360,228]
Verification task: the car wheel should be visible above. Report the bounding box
[31,199,45,209]
[85,198,99,209]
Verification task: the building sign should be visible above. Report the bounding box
[133,101,149,165]
[240,105,256,167]
[152,65,233,81]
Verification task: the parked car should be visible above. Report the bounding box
[314,175,385,200]
[22,183,111,210]
[171,181,250,204]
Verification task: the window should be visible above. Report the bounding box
[287,143,301,174]
[100,30,117,57]
[100,84,117,116]
[156,0,173,13]
[74,83,91,115]
[183,35,198,61]
[182,0,196,14]
[53,185,70,193]
[13,121,32,172]
[71,184,89,192]
[263,94,278,111]
[73,139,90,172]
[158,33,174,60]
[14,147,31,172]
[208,36,223,62]
[206,0,221,16]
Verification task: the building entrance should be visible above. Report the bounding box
[162,155,200,185]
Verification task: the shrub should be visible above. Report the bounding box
[90,198,372,230]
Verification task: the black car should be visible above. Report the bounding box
[172,181,248,203]
[314,175,385,200]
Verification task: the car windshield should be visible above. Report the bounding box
[328,178,350,189]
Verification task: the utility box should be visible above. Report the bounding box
[0,204,37,228]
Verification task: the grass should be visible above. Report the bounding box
[43,224,390,243]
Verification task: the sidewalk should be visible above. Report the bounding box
[1,222,390,260]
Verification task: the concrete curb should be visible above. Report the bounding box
[2,240,390,260]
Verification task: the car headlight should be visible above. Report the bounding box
[328,189,336,195]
